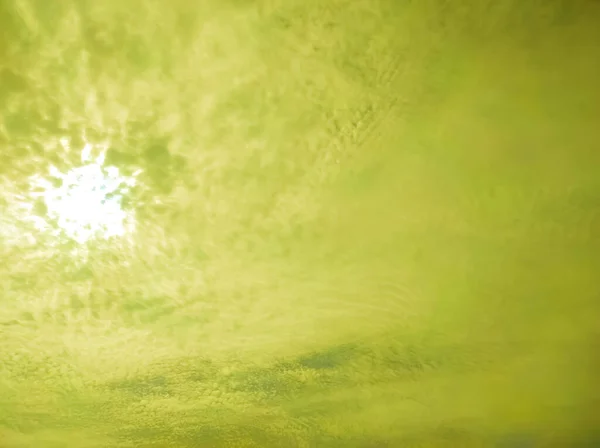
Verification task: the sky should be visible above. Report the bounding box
[1,0,599,446]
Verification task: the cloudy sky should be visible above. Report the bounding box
[1,0,599,446]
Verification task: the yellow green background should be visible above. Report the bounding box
[1,0,599,446]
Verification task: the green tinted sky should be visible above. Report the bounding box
[1,0,599,446]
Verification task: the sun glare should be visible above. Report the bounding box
[27,138,141,245]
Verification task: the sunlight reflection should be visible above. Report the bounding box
[26,138,142,245]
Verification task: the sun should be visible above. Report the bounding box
[27,138,141,245]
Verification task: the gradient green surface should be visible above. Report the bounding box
[1,1,599,446]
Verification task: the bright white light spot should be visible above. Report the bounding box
[27,140,140,244]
